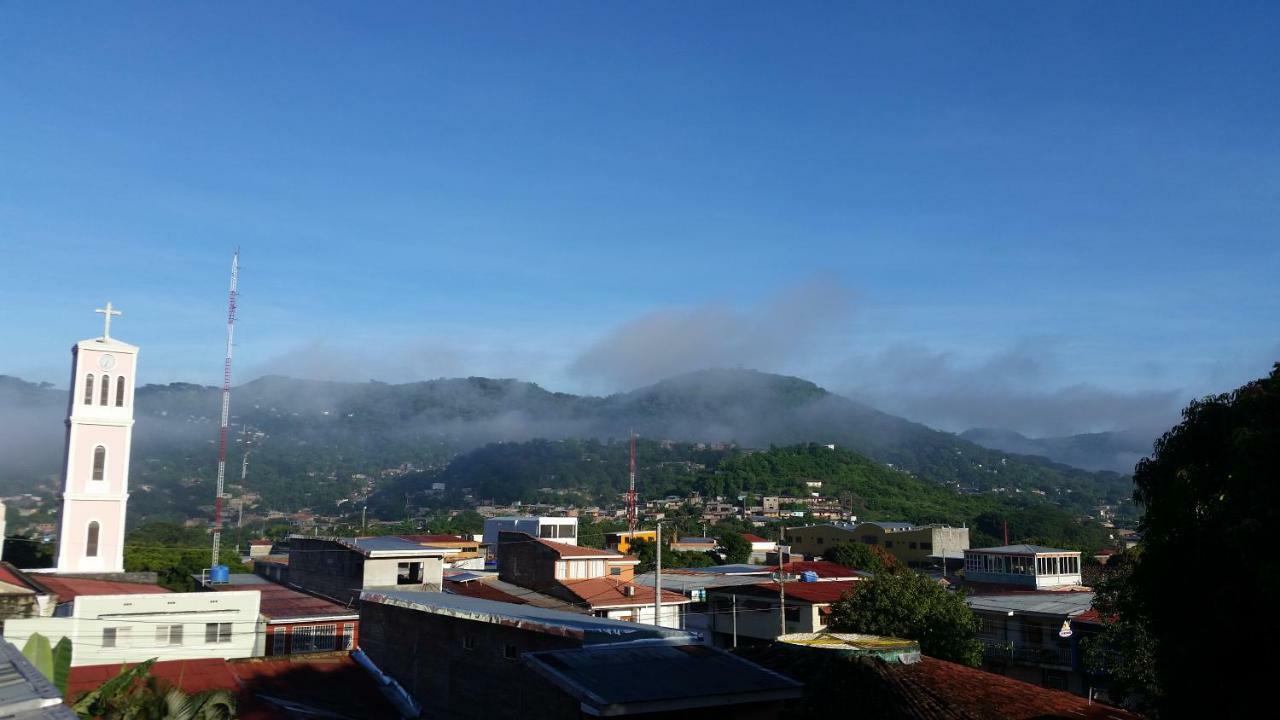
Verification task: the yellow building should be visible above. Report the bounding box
[603,530,658,554]
[784,521,969,569]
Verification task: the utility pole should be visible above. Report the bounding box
[362,504,367,532]
[778,531,787,638]
[654,522,662,627]
[732,594,738,648]
[211,250,239,569]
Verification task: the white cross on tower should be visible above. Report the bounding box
[95,301,122,340]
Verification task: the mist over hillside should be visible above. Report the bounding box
[960,427,1155,474]
[0,369,1134,520]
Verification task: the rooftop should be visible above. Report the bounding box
[740,533,771,543]
[780,560,868,579]
[674,537,717,544]
[967,544,1078,555]
[966,591,1096,618]
[345,536,461,557]
[663,564,767,576]
[209,576,357,622]
[777,632,921,663]
[863,521,918,531]
[524,642,802,716]
[36,575,170,603]
[360,590,694,645]
[559,579,691,609]
[501,532,623,559]
[0,640,77,719]
[757,580,858,604]
[66,653,401,720]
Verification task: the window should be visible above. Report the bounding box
[86,522,100,557]
[92,446,106,481]
[103,627,118,648]
[292,625,315,653]
[503,644,519,660]
[101,374,110,405]
[610,566,622,576]
[341,623,354,650]
[115,376,126,407]
[84,374,95,405]
[885,540,894,549]
[540,524,556,538]
[862,535,879,545]
[816,537,824,545]
[205,622,232,644]
[155,625,183,646]
[921,542,933,551]
[462,634,475,651]
[908,541,917,550]
[273,629,286,655]
[397,562,424,585]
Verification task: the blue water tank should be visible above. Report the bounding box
[801,570,819,583]
[210,564,230,584]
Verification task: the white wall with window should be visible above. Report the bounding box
[1,591,260,667]
[554,559,605,580]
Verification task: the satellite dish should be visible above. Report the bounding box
[1058,620,1073,638]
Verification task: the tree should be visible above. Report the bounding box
[828,570,981,666]
[1106,364,1280,717]
[71,659,236,720]
[822,543,899,574]
[1081,548,1160,711]
[715,531,751,565]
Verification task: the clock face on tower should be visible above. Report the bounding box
[98,354,117,371]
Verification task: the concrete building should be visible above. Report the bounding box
[967,590,1098,696]
[601,529,657,554]
[204,574,359,657]
[357,591,802,719]
[482,516,578,546]
[3,590,260,667]
[704,580,858,647]
[286,535,458,605]
[963,545,1084,589]
[784,521,970,569]
[497,532,687,628]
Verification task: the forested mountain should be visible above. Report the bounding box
[960,426,1155,473]
[0,369,1134,524]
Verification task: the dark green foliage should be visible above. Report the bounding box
[123,523,251,591]
[1082,548,1160,711]
[822,542,898,574]
[715,530,752,565]
[1104,364,1280,717]
[3,533,54,568]
[828,569,982,666]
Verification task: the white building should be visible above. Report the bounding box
[963,545,1084,589]
[55,303,137,574]
[482,516,578,546]
[3,591,261,667]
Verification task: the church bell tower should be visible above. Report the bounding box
[55,302,136,573]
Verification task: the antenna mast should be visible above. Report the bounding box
[627,431,638,535]
[212,250,239,566]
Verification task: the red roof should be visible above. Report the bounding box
[212,582,355,622]
[38,575,170,603]
[0,563,39,592]
[757,580,858,604]
[884,655,1142,719]
[781,560,862,578]
[67,654,400,720]
[741,533,770,543]
[525,535,623,559]
[443,578,530,604]
[560,579,690,609]
[249,539,275,546]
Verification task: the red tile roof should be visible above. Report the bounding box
[781,560,862,578]
[560,579,691,609]
[212,582,355,621]
[0,563,38,593]
[741,533,770,543]
[249,539,275,546]
[67,654,401,720]
[528,536,623,559]
[884,656,1142,719]
[38,575,170,603]
[757,580,858,604]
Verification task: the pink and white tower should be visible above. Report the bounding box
[54,302,136,573]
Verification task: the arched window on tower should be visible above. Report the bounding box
[84,375,95,405]
[100,375,110,405]
[92,446,106,481]
[86,522,100,557]
[116,376,126,407]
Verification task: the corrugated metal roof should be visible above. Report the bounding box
[965,591,1095,618]
[0,640,76,719]
[347,536,458,556]
[966,544,1077,555]
[360,590,694,645]
[523,641,802,714]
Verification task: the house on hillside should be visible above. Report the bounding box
[785,521,970,569]
[704,580,859,647]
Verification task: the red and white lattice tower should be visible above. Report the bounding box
[627,431,638,535]
[211,250,239,566]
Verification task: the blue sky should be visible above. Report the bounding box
[2,2,1277,436]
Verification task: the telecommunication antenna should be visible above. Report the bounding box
[211,250,239,567]
[627,431,638,535]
